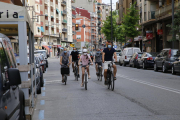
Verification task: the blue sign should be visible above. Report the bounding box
[82,24,86,28]
[114,45,117,48]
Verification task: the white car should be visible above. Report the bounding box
[119,47,141,66]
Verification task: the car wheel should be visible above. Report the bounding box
[162,64,167,73]
[37,85,42,94]
[154,63,158,71]
[172,66,176,75]
[40,74,44,87]
[123,61,126,67]
[119,60,122,66]
[143,62,147,69]
[19,90,26,120]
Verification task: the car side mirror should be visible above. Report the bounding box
[7,68,21,86]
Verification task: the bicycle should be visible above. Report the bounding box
[61,64,69,85]
[74,61,79,81]
[81,63,92,90]
[97,63,102,81]
[106,61,115,91]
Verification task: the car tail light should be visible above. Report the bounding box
[147,57,153,60]
[135,55,138,60]
[125,56,127,59]
[168,49,171,58]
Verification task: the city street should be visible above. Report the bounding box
[33,58,180,120]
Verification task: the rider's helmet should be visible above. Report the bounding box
[83,49,88,55]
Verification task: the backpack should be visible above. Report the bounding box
[95,52,102,62]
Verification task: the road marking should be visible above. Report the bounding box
[38,110,44,120]
[46,80,62,83]
[117,74,180,94]
[40,100,45,105]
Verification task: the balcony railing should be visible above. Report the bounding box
[50,1,53,6]
[61,10,67,15]
[51,11,54,16]
[62,19,67,24]
[62,28,67,33]
[56,3,58,8]
[155,1,180,18]
[45,9,48,14]
[148,11,155,20]
[72,6,76,10]
[97,10,101,13]
[98,21,101,25]
[98,15,101,19]
[45,30,49,35]
[61,1,66,6]
[72,14,76,18]
[45,0,48,3]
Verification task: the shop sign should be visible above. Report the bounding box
[53,45,57,47]
[158,29,163,35]
[146,31,153,40]
[57,45,61,48]
[138,36,142,40]
[70,44,75,47]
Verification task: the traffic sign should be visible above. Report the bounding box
[114,45,117,48]
[82,24,86,28]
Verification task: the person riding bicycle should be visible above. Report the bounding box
[78,49,93,87]
[94,48,103,75]
[102,41,117,85]
[60,48,71,83]
[71,47,80,78]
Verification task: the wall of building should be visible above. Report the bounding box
[72,0,94,12]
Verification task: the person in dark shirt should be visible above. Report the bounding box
[70,47,80,77]
[102,41,117,85]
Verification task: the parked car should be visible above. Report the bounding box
[129,52,143,68]
[171,51,180,74]
[137,52,157,69]
[35,53,46,73]
[119,47,141,66]
[34,50,49,68]
[154,48,180,73]
[0,33,26,120]
[16,56,42,94]
[35,55,44,87]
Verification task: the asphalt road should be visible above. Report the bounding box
[33,58,180,120]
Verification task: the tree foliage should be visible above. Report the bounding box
[121,3,140,46]
[167,5,180,41]
[101,11,118,41]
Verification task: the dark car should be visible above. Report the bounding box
[171,51,180,75]
[35,55,44,87]
[129,52,143,68]
[154,48,180,73]
[0,35,26,120]
[137,52,157,69]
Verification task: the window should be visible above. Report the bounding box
[76,20,81,24]
[0,42,9,87]
[127,49,133,55]
[76,35,81,39]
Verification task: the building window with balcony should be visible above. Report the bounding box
[76,35,81,39]
[45,16,48,20]
[45,26,49,30]
[51,18,54,22]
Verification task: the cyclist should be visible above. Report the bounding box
[60,48,71,83]
[78,49,93,87]
[70,47,80,78]
[94,48,103,75]
[102,41,117,85]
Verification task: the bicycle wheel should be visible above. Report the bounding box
[65,76,67,85]
[107,73,110,89]
[110,73,114,91]
[85,73,87,90]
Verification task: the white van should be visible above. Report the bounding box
[119,47,141,66]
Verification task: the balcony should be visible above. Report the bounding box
[72,22,75,26]
[61,10,67,15]
[56,3,58,8]
[45,9,48,14]
[72,14,76,19]
[62,28,67,33]
[97,10,101,13]
[61,1,66,6]
[45,30,49,35]
[148,11,155,20]
[98,21,101,25]
[50,1,53,6]
[62,19,67,24]
[51,11,54,16]
[155,1,180,19]
[72,6,76,11]
[98,15,101,19]
[45,0,48,4]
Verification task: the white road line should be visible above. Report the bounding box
[117,74,180,94]
[46,80,62,83]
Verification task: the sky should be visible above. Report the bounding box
[102,0,117,10]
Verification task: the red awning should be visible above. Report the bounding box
[42,45,50,51]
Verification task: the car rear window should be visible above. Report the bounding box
[127,49,133,55]
[172,50,180,57]
[138,53,143,58]
[115,50,121,52]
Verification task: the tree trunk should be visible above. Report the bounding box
[132,37,134,47]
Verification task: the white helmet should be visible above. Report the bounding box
[83,49,87,53]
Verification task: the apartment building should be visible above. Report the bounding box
[72,8,91,50]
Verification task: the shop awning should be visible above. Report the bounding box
[56,8,60,14]
[40,26,44,32]
[42,45,50,51]
[51,16,54,18]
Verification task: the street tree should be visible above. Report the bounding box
[167,5,180,41]
[122,3,140,47]
[101,11,118,41]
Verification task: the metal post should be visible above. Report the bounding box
[49,21,51,57]
[172,0,175,49]
[91,16,93,52]
[110,0,113,46]
[142,19,144,52]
